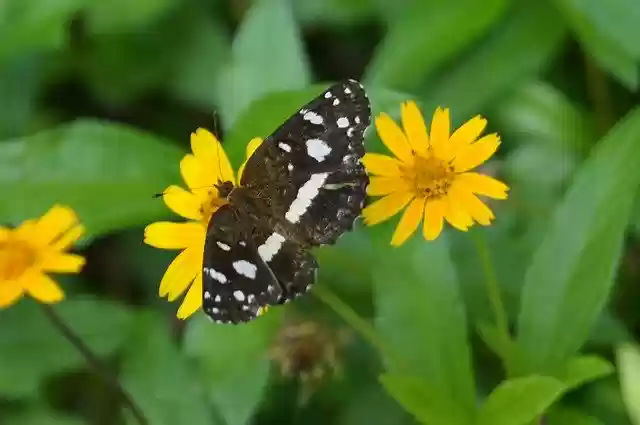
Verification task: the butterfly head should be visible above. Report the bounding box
[214,180,234,199]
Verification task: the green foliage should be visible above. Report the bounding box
[2,0,640,423]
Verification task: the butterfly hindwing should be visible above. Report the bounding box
[202,205,282,324]
[240,79,371,246]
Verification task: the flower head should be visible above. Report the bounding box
[0,205,86,308]
[144,128,263,319]
[363,102,509,245]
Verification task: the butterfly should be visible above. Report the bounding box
[202,79,371,324]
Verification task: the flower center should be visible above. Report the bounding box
[199,190,229,225]
[0,239,37,281]
[407,155,455,199]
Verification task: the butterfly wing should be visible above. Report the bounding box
[240,79,371,246]
[202,205,282,324]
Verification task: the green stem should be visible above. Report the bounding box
[473,231,511,348]
[313,284,404,371]
[41,304,149,425]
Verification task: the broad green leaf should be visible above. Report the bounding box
[217,0,311,127]
[517,107,640,374]
[379,374,469,425]
[477,375,566,425]
[421,1,567,123]
[0,297,133,398]
[617,344,640,425]
[120,312,213,425]
[183,311,283,425]
[365,0,509,92]
[0,55,42,139]
[547,406,605,425]
[373,235,476,422]
[477,322,514,364]
[5,409,86,425]
[555,0,638,90]
[556,355,614,390]
[0,120,183,237]
[0,0,85,62]
[85,0,178,34]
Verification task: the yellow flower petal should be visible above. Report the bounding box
[401,101,428,156]
[24,273,64,304]
[453,134,501,173]
[41,253,85,273]
[450,183,494,225]
[180,154,213,194]
[177,272,203,319]
[0,226,10,241]
[50,224,85,252]
[0,281,23,308]
[391,197,425,246]
[33,205,79,246]
[443,194,473,231]
[361,153,403,177]
[162,185,204,221]
[246,137,263,158]
[423,198,445,240]
[429,107,450,152]
[144,221,205,250]
[158,246,201,300]
[192,128,235,185]
[455,172,509,200]
[368,176,405,196]
[375,113,414,164]
[15,220,36,240]
[449,115,487,151]
[362,191,414,226]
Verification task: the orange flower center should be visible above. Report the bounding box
[406,154,455,199]
[0,239,36,281]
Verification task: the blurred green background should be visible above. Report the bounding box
[2,0,640,424]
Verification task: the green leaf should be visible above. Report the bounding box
[120,312,213,425]
[85,0,177,34]
[421,1,567,123]
[217,0,311,127]
[0,120,183,237]
[379,374,469,425]
[373,235,476,423]
[556,355,614,390]
[516,107,640,374]
[547,406,605,425]
[0,297,133,398]
[183,311,283,425]
[5,408,86,425]
[477,375,566,425]
[365,0,509,92]
[0,55,42,139]
[617,343,640,425]
[555,0,639,89]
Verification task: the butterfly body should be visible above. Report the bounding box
[203,79,371,324]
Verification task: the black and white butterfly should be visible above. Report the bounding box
[202,79,371,324]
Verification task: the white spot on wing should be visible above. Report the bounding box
[233,290,245,302]
[287,163,294,171]
[248,294,256,303]
[278,142,292,152]
[344,87,352,94]
[258,232,286,262]
[214,294,221,303]
[211,307,219,314]
[303,111,323,125]
[333,98,340,106]
[324,91,332,98]
[337,117,349,128]
[204,267,227,284]
[285,172,329,223]
[347,127,355,137]
[216,241,231,251]
[239,241,246,247]
[306,138,332,162]
[233,260,257,279]
[204,291,211,299]
[355,116,361,124]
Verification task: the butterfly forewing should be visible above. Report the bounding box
[240,79,371,246]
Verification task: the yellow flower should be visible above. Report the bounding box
[363,102,509,245]
[144,128,263,319]
[0,205,86,308]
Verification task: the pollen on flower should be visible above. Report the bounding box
[0,240,36,281]
[406,155,455,199]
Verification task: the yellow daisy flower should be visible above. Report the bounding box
[0,205,86,308]
[144,128,263,319]
[362,102,509,245]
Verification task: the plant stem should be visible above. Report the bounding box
[313,284,405,372]
[473,232,511,349]
[40,304,149,425]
